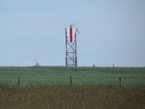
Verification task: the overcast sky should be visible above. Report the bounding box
[0,0,145,67]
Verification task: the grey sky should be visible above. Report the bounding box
[0,0,145,67]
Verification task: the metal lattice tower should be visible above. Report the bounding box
[65,24,79,67]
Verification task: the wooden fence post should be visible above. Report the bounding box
[119,77,122,87]
[70,76,72,85]
[18,76,20,86]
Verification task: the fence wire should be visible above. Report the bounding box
[0,66,145,86]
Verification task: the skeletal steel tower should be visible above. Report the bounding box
[65,24,79,67]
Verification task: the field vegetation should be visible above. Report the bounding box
[0,84,144,109]
[0,66,144,108]
[0,66,145,86]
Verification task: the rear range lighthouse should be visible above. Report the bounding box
[65,24,79,67]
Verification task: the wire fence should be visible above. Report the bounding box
[0,66,145,87]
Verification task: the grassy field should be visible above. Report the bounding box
[0,66,144,109]
[0,66,145,86]
[0,84,144,109]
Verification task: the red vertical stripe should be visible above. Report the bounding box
[70,28,73,43]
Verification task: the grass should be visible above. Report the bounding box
[0,84,144,109]
[0,66,145,86]
[0,66,144,108]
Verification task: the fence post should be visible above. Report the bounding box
[18,76,20,86]
[119,77,122,87]
[70,76,72,85]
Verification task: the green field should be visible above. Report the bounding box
[0,66,145,86]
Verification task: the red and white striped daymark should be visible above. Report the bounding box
[67,27,76,43]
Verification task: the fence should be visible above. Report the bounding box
[0,66,145,86]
